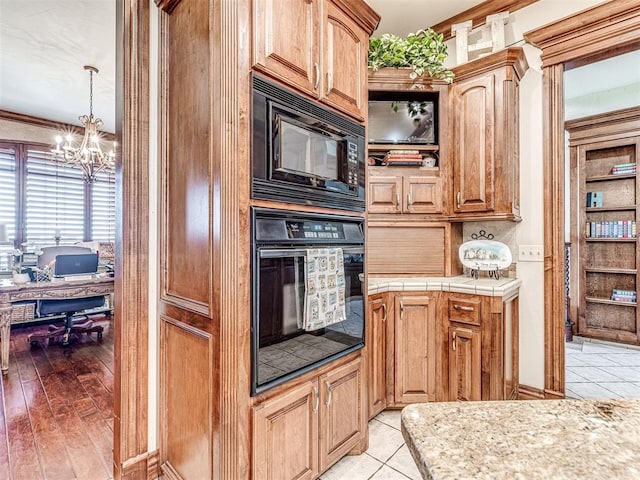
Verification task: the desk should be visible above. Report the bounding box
[401,399,640,479]
[0,276,114,374]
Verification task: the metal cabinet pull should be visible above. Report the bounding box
[452,331,457,351]
[381,303,387,322]
[400,301,405,320]
[327,72,333,94]
[313,63,320,90]
[456,191,461,209]
[312,386,319,413]
[396,193,400,209]
[408,192,413,206]
[325,381,332,407]
[453,304,474,312]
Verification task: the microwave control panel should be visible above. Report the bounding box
[347,140,359,190]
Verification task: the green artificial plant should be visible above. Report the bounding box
[368,28,454,83]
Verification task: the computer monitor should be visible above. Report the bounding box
[53,253,99,277]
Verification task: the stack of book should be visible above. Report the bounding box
[585,220,637,238]
[611,162,637,175]
[384,150,423,166]
[611,289,637,303]
[586,191,603,208]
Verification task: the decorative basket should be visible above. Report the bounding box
[11,302,36,324]
[33,267,52,283]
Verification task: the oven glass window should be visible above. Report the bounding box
[255,251,364,391]
[279,120,339,180]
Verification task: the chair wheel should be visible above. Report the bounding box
[30,340,40,348]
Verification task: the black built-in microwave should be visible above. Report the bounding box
[252,75,366,211]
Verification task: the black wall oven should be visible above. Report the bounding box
[251,208,365,395]
[252,75,366,211]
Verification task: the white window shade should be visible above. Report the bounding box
[26,147,85,246]
[91,169,115,242]
[0,145,16,271]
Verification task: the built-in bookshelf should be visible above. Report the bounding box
[567,107,640,345]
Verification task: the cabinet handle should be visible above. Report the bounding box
[325,381,332,407]
[453,304,474,312]
[408,192,413,206]
[456,191,461,209]
[312,386,319,413]
[400,301,405,320]
[313,63,320,90]
[452,331,457,351]
[327,72,333,94]
[381,303,387,322]
[396,193,400,209]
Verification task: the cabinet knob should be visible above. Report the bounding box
[408,192,413,206]
[400,301,405,320]
[396,193,400,210]
[325,381,332,407]
[327,72,333,94]
[456,191,461,209]
[452,331,457,351]
[313,63,320,90]
[381,303,387,322]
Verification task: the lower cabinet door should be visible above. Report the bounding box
[368,295,387,418]
[448,325,481,401]
[319,357,365,471]
[253,380,319,480]
[394,294,437,404]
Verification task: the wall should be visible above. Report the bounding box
[443,0,602,389]
[0,117,58,144]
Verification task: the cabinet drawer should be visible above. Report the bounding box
[447,297,481,325]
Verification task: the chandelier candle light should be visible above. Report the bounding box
[52,65,115,183]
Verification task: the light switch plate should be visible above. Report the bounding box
[519,245,544,262]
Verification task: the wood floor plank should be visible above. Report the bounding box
[1,317,115,479]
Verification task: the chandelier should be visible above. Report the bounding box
[51,65,115,183]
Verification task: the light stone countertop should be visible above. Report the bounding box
[368,275,521,298]
[401,399,640,480]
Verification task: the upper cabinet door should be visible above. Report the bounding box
[451,74,495,213]
[404,176,443,214]
[253,0,320,97]
[322,0,367,120]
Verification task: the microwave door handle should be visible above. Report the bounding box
[259,247,364,258]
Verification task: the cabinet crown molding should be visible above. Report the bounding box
[367,67,449,92]
[451,47,529,82]
[332,0,381,35]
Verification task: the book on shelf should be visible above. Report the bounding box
[586,191,603,208]
[585,220,636,238]
[384,150,424,166]
[611,162,637,175]
[611,289,637,303]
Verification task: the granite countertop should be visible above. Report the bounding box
[401,399,640,480]
[368,275,521,297]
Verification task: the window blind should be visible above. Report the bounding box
[91,169,116,242]
[25,147,85,246]
[0,146,16,271]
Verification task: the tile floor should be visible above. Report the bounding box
[322,337,640,480]
[565,336,640,399]
[320,409,421,480]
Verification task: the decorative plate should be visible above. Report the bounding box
[459,240,512,271]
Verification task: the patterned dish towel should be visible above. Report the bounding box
[302,248,346,331]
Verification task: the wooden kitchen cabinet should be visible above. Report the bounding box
[253,356,366,479]
[367,293,388,418]
[394,293,438,404]
[367,166,443,215]
[252,0,377,120]
[253,380,319,480]
[449,47,528,221]
[443,291,519,401]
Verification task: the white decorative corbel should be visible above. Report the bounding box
[452,20,473,64]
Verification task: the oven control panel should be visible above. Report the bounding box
[286,220,345,240]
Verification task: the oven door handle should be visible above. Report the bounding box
[259,247,364,258]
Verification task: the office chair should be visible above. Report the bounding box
[28,296,105,347]
[28,246,106,347]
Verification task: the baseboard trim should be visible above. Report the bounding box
[518,384,546,400]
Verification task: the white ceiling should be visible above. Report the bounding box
[0,0,637,133]
[0,0,116,132]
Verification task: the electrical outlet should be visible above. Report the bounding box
[518,245,544,262]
